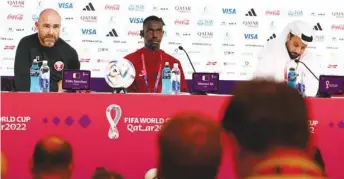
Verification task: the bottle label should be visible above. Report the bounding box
[30,69,39,77]
[288,71,297,81]
[163,72,171,79]
[297,83,305,94]
[41,79,49,89]
[172,81,180,91]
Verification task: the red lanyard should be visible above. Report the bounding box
[141,52,163,93]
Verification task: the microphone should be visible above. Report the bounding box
[294,60,319,81]
[178,46,196,73]
[294,60,329,98]
[178,46,206,95]
[30,48,41,62]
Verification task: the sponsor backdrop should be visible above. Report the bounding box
[1,0,344,81]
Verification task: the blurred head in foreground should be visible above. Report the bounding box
[1,151,8,179]
[31,136,73,179]
[222,79,312,178]
[157,112,222,179]
[92,167,124,179]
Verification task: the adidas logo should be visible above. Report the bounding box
[245,8,257,16]
[267,33,276,41]
[106,29,118,37]
[313,23,323,31]
[83,2,95,11]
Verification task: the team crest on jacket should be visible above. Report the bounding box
[54,61,64,71]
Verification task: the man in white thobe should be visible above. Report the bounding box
[254,20,321,97]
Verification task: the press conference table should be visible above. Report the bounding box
[1,92,344,179]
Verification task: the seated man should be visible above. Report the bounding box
[221,80,326,178]
[255,20,320,97]
[157,112,222,179]
[31,135,73,179]
[14,8,80,92]
[124,16,188,93]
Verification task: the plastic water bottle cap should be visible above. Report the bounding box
[42,60,48,65]
[165,62,169,66]
[33,59,38,63]
[173,63,178,68]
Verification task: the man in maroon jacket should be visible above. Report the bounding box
[124,15,188,93]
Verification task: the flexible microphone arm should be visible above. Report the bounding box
[178,46,196,73]
[178,46,206,95]
[294,60,319,81]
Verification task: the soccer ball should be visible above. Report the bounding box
[105,59,136,88]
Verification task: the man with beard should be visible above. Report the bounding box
[124,15,188,93]
[254,20,321,97]
[14,9,80,92]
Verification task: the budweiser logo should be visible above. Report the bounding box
[128,31,140,36]
[327,64,337,68]
[175,19,190,25]
[206,61,217,65]
[4,45,15,50]
[105,4,120,10]
[265,10,280,16]
[331,25,344,30]
[7,14,23,20]
[80,58,91,62]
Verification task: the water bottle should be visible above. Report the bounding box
[287,68,297,88]
[171,63,181,94]
[39,60,50,92]
[296,71,306,97]
[30,56,40,92]
[161,62,172,94]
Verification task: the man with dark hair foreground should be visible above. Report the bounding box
[31,136,73,179]
[157,112,222,179]
[222,80,326,179]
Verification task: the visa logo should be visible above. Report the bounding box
[129,17,144,23]
[81,29,97,35]
[244,33,258,39]
[58,2,73,9]
[222,8,236,14]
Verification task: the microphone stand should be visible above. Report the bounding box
[179,46,207,95]
[294,60,330,98]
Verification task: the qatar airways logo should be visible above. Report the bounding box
[332,12,344,18]
[128,31,140,36]
[7,14,23,20]
[7,0,24,8]
[105,4,120,11]
[175,19,190,25]
[80,16,97,23]
[331,24,344,30]
[265,10,280,16]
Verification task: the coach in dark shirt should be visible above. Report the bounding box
[14,8,80,92]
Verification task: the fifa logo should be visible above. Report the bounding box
[326,80,330,89]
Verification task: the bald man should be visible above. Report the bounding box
[254,20,321,97]
[14,8,80,92]
[1,151,8,179]
[31,136,73,179]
